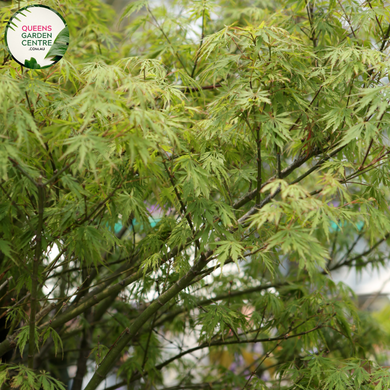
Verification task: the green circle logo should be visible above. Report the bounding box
[4,5,69,69]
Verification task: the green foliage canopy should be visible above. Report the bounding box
[1,0,390,389]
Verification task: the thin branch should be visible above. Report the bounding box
[44,159,77,187]
[25,91,35,118]
[330,233,390,271]
[0,293,31,321]
[46,257,130,280]
[28,179,45,369]
[72,270,93,390]
[105,321,328,390]
[380,23,390,51]
[337,0,357,38]
[147,7,190,76]
[256,126,262,204]
[190,5,206,78]
[36,302,56,325]
[83,253,211,390]
[305,0,318,48]
[158,147,203,256]
[233,145,322,210]
[366,0,384,35]
[338,231,365,265]
[358,138,374,170]
[8,157,38,186]
[155,282,283,328]
[288,86,323,132]
[276,144,281,178]
[361,276,390,310]
[291,145,346,186]
[330,220,340,263]
[0,277,12,294]
[62,179,125,236]
[0,181,34,230]
[181,83,222,93]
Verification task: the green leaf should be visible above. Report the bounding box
[119,0,148,23]
[0,368,8,387]
[210,240,245,270]
[24,57,41,69]
[45,27,69,60]
[0,239,14,259]
[15,326,39,357]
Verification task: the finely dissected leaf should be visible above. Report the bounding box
[0,368,8,388]
[267,227,329,276]
[211,240,245,270]
[198,304,248,342]
[89,344,109,366]
[119,0,148,22]
[41,327,64,358]
[15,326,30,357]
[141,252,162,275]
[0,239,13,259]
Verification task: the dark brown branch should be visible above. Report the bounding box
[72,279,93,390]
[291,144,346,185]
[105,322,327,390]
[330,233,390,271]
[72,213,134,305]
[0,276,12,294]
[147,6,190,76]
[155,282,283,328]
[366,0,384,35]
[25,91,35,118]
[337,0,357,39]
[233,145,321,210]
[358,139,374,170]
[83,252,212,390]
[8,157,38,186]
[380,23,390,51]
[181,84,222,93]
[44,159,77,187]
[256,126,262,204]
[288,86,323,132]
[190,7,206,78]
[0,181,34,230]
[28,179,45,368]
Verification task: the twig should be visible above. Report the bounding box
[380,23,390,51]
[25,91,35,118]
[28,178,45,369]
[361,276,390,311]
[8,157,38,186]
[337,0,357,38]
[256,126,262,204]
[276,144,281,178]
[147,7,190,76]
[181,83,222,93]
[191,4,206,78]
[366,0,384,35]
[0,181,34,230]
[0,277,13,294]
[358,138,374,170]
[44,159,77,187]
[330,233,390,271]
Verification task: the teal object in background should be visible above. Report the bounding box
[329,220,364,232]
[114,223,123,234]
[110,216,162,234]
